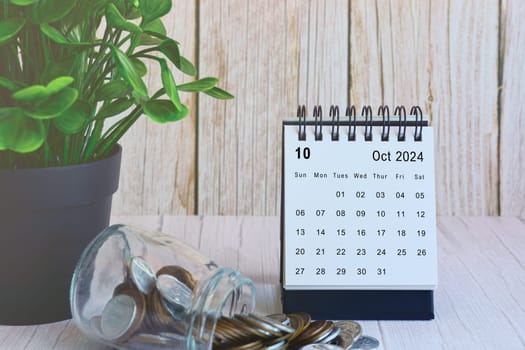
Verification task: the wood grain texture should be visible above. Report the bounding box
[197,0,349,215]
[112,0,197,215]
[109,1,517,216]
[350,0,499,215]
[1,216,525,349]
[350,0,431,110]
[429,0,499,216]
[499,0,525,216]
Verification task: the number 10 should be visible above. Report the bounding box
[295,147,310,159]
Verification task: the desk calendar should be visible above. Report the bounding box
[280,105,437,320]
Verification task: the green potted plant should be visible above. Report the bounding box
[0,0,232,325]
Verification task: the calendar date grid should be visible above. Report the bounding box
[282,124,437,289]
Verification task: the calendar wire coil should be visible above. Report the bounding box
[297,105,426,142]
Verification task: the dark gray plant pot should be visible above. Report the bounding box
[0,146,121,325]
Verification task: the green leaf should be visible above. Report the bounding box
[0,77,25,91]
[177,77,218,92]
[111,46,148,100]
[106,3,142,33]
[138,34,162,46]
[94,80,130,101]
[40,24,93,46]
[139,0,172,23]
[25,87,78,119]
[30,0,76,23]
[0,18,25,45]
[95,98,133,119]
[179,56,197,76]
[53,100,91,134]
[159,59,183,109]
[131,58,147,77]
[204,86,235,100]
[142,18,166,36]
[11,76,74,102]
[0,108,46,153]
[158,39,180,67]
[138,19,166,46]
[127,8,141,20]
[10,0,38,5]
[46,76,74,94]
[143,30,177,43]
[12,85,49,102]
[143,99,188,123]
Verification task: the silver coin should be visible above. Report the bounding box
[156,274,193,314]
[266,313,291,326]
[266,339,287,350]
[319,326,341,344]
[100,294,138,341]
[129,256,156,295]
[248,313,295,333]
[244,313,288,335]
[350,335,380,350]
[232,314,282,337]
[299,344,345,350]
[335,321,362,340]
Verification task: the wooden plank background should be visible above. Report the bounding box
[113,0,523,216]
[500,0,525,216]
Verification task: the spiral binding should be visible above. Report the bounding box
[297,105,306,141]
[330,106,340,141]
[296,105,426,142]
[313,106,323,141]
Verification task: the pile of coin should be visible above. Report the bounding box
[92,257,196,344]
[213,312,379,350]
[90,256,380,349]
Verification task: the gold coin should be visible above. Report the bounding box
[215,318,252,343]
[286,313,309,342]
[288,312,311,329]
[263,333,292,349]
[234,314,280,337]
[222,316,267,339]
[113,279,136,297]
[156,265,197,290]
[334,321,361,340]
[154,288,177,328]
[218,339,265,350]
[290,320,335,348]
[141,289,159,332]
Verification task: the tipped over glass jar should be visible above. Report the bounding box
[70,224,256,350]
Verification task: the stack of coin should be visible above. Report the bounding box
[212,313,379,350]
[92,257,197,345]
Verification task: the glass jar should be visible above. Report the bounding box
[70,224,256,350]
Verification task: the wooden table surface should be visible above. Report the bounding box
[1,216,524,349]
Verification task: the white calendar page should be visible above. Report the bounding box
[283,123,437,290]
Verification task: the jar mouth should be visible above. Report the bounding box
[187,267,256,349]
[70,224,129,338]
